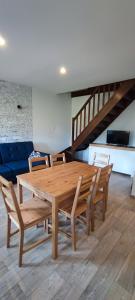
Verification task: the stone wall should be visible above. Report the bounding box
[0,81,32,143]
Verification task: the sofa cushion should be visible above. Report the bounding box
[0,152,2,164]
[6,160,29,176]
[22,142,34,158]
[0,141,34,163]
[0,165,13,181]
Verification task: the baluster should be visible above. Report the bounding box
[72,118,74,144]
[88,100,90,123]
[97,89,100,113]
[103,86,106,106]
[108,84,110,101]
[84,107,86,129]
[80,111,82,134]
[76,117,78,139]
[92,95,95,119]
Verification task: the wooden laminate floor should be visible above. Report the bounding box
[0,173,135,300]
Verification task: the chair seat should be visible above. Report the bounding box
[93,191,104,204]
[9,197,51,228]
[59,199,87,217]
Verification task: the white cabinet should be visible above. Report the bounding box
[88,144,135,176]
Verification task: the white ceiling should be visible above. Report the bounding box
[0,0,135,93]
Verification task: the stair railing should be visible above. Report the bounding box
[72,83,120,143]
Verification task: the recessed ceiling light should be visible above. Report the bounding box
[59,66,67,75]
[0,35,6,47]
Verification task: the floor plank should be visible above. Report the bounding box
[117,245,135,295]
[104,282,132,300]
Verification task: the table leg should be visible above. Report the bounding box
[17,180,23,204]
[52,200,58,259]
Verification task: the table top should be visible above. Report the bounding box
[17,161,97,203]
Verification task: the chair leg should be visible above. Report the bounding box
[7,216,11,248]
[91,204,95,232]
[19,230,24,267]
[105,187,108,211]
[71,218,76,251]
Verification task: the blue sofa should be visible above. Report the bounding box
[0,141,49,183]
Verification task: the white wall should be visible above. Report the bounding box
[95,101,135,146]
[32,88,72,153]
[75,148,89,162]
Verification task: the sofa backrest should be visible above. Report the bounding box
[0,141,34,163]
[0,152,2,164]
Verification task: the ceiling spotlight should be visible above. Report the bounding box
[0,35,6,47]
[59,66,67,75]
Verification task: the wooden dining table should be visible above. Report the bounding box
[17,161,97,259]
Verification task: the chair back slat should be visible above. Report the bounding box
[71,170,98,217]
[50,153,66,167]
[2,186,13,202]
[1,186,15,213]
[0,176,24,228]
[93,152,110,167]
[96,164,113,189]
[28,156,49,172]
[79,182,93,194]
[78,191,91,202]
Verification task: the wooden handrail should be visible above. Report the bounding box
[71,80,130,98]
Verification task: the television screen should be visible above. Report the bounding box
[107,130,130,146]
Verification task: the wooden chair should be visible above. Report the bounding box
[91,164,113,231]
[92,152,110,167]
[50,153,66,167]
[28,156,49,172]
[0,176,52,267]
[58,170,98,251]
[28,156,50,228]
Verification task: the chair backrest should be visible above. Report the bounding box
[0,176,23,228]
[71,169,98,217]
[93,152,110,167]
[50,153,66,167]
[96,164,113,190]
[28,156,49,172]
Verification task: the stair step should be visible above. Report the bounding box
[103,116,112,122]
[124,89,135,100]
[109,109,119,116]
[116,102,125,109]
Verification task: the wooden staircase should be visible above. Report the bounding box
[71,79,135,153]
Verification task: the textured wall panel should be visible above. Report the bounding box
[0,81,32,142]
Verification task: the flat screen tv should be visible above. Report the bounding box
[107,130,130,146]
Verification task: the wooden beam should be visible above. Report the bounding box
[71,79,135,98]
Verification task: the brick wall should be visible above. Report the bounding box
[0,80,32,142]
